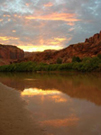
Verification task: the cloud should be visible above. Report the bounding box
[0,0,33,14]
[25,12,80,23]
[0,36,18,41]
[21,88,61,96]
[0,0,101,51]
[40,117,79,127]
[44,2,53,7]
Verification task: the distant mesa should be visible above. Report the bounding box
[0,31,101,65]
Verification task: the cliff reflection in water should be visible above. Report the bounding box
[0,72,101,105]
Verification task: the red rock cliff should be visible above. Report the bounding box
[15,31,101,64]
[0,44,24,65]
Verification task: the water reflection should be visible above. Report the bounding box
[21,88,61,96]
[21,88,69,104]
[0,72,101,135]
[20,86,101,135]
[0,72,101,105]
[40,116,79,127]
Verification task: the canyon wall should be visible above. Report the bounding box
[0,44,24,65]
[22,31,101,64]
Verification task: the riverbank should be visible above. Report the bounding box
[0,55,101,72]
[0,83,47,135]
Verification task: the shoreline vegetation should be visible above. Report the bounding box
[0,55,101,72]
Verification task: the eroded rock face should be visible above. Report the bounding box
[0,44,24,65]
[19,31,101,64]
[10,31,101,64]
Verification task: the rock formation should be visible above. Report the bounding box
[0,44,24,65]
[19,31,101,64]
[1,31,101,65]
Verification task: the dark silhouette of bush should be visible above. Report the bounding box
[72,56,81,62]
[56,58,62,64]
[97,54,101,59]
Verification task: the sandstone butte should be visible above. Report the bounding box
[0,45,24,65]
[0,31,101,65]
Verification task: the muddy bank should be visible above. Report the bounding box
[0,83,47,135]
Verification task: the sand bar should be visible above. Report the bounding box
[0,83,47,135]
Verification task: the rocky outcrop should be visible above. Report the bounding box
[0,44,24,65]
[1,31,101,65]
[17,31,101,64]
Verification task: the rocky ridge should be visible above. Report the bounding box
[1,31,101,65]
[20,31,101,64]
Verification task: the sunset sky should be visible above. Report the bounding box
[0,0,101,52]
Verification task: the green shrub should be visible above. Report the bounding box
[97,54,101,59]
[72,56,81,62]
[0,55,101,72]
[56,58,62,64]
[58,63,73,71]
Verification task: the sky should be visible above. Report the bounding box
[0,0,101,52]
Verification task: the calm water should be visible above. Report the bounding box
[0,72,101,135]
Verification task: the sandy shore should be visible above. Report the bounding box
[0,83,47,135]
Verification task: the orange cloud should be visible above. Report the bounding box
[8,19,11,22]
[54,38,66,42]
[14,14,17,17]
[50,41,60,45]
[45,37,71,46]
[13,14,21,18]
[21,88,61,96]
[3,15,10,17]
[40,117,79,127]
[0,36,18,41]
[26,3,30,6]
[38,38,66,46]
[51,95,67,103]
[44,2,53,7]
[0,19,3,22]
[12,30,16,33]
[25,12,80,22]
[50,37,72,45]
[21,88,69,103]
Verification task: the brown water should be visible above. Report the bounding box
[0,72,101,135]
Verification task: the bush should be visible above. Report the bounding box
[0,55,101,72]
[97,54,101,59]
[72,56,81,62]
[82,57,91,63]
[58,63,73,71]
[56,58,62,64]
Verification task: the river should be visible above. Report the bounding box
[0,72,101,135]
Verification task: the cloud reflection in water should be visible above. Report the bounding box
[21,88,68,103]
